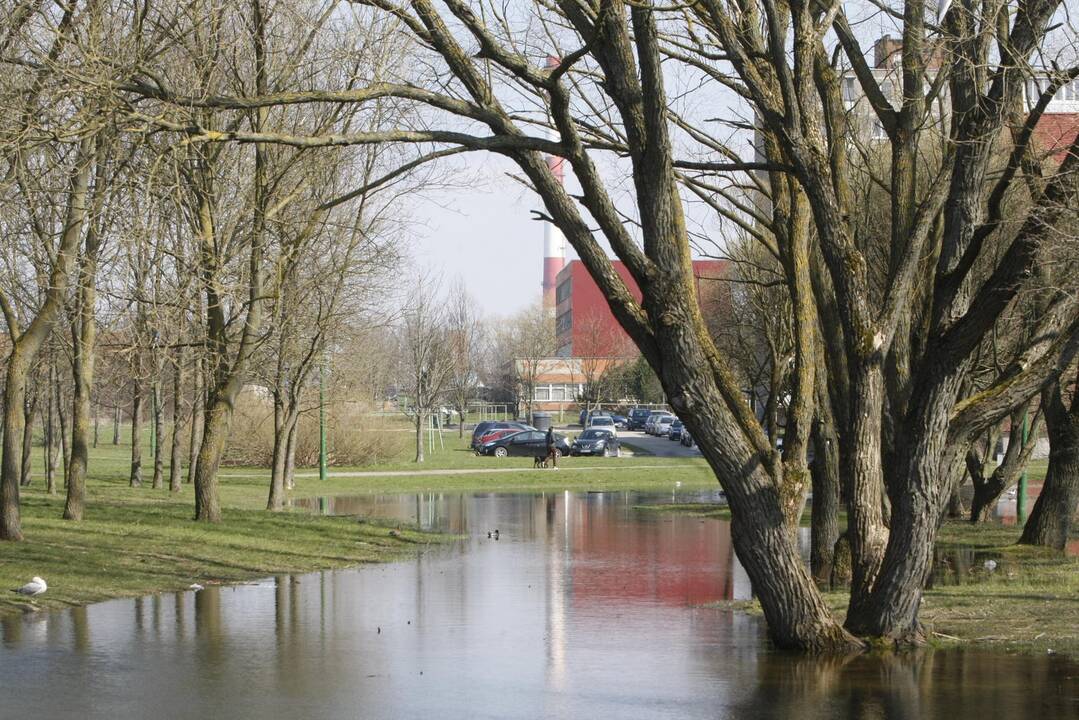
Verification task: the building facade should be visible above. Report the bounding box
[553,259,728,357]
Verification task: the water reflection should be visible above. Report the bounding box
[1,491,1075,719]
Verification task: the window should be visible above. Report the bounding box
[551,386,566,401]
[556,278,573,304]
[1063,79,1079,102]
[534,386,550,401]
[842,76,858,105]
[556,311,573,335]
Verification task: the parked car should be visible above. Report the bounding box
[643,412,665,435]
[587,415,617,435]
[478,430,571,458]
[680,428,694,447]
[471,421,533,450]
[476,426,535,447]
[667,420,684,441]
[627,407,653,430]
[579,409,611,426]
[611,414,628,429]
[652,414,675,436]
[570,428,620,457]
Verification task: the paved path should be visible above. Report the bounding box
[617,430,702,458]
[220,462,690,480]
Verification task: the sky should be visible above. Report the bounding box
[406,153,577,317]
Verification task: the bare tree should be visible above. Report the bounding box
[507,303,558,424]
[397,280,454,463]
[445,278,483,438]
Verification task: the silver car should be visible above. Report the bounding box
[653,414,675,436]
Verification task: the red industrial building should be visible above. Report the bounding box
[553,259,728,357]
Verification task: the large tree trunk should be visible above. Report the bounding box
[810,407,841,583]
[193,398,233,522]
[57,383,70,486]
[151,380,164,490]
[168,349,185,493]
[267,395,287,511]
[187,353,203,485]
[62,147,106,517]
[44,368,58,495]
[0,136,94,540]
[414,411,426,463]
[843,362,889,616]
[112,405,120,445]
[20,392,36,487]
[845,353,971,642]
[129,381,143,487]
[2,358,32,539]
[283,412,299,490]
[1019,378,1079,550]
[66,277,96,519]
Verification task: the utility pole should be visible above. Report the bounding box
[1017,411,1029,524]
[319,357,327,481]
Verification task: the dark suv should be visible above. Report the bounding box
[627,408,652,430]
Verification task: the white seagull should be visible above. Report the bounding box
[13,576,47,597]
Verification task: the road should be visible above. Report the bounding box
[613,429,702,458]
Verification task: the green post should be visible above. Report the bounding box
[319,359,327,481]
[1017,411,1029,524]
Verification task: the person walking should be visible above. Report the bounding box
[545,426,559,469]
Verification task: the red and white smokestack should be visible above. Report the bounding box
[542,54,566,310]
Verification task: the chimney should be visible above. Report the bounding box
[542,55,566,310]
[873,35,903,69]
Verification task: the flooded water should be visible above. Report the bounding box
[2,490,1077,719]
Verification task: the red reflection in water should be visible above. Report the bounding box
[563,497,736,607]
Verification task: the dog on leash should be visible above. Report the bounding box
[533,455,549,469]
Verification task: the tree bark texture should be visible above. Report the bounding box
[151,381,164,490]
[45,373,58,495]
[267,396,287,511]
[57,383,70,485]
[0,137,94,540]
[810,410,841,583]
[187,354,203,485]
[168,349,185,493]
[129,381,143,487]
[414,412,426,463]
[20,392,36,488]
[1019,378,1079,550]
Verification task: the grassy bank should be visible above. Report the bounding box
[0,483,439,617]
[651,497,1079,654]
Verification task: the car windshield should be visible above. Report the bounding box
[591,417,613,425]
[579,429,611,439]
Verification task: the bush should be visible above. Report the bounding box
[223,390,410,467]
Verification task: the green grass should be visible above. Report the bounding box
[827,523,1079,655]
[1,485,439,617]
[690,511,1079,655]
